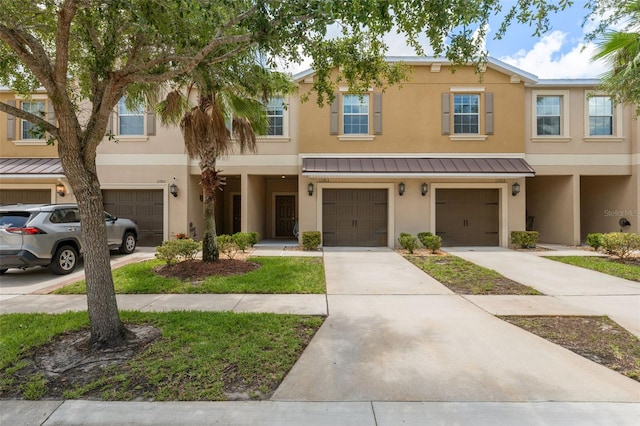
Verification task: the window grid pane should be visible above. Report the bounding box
[21,101,45,139]
[536,96,561,135]
[588,96,613,136]
[453,94,479,134]
[343,94,369,134]
[118,99,144,135]
[266,97,284,136]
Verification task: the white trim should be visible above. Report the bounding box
[337,135,376,141]
[525,154,632,167]
[449,135,488,141]
[12,140,49,146]
[100,183,169,242]
[583,91,624,139]
[272,192,298,238]
[450,86,485,92]
[14,94,48,100]
[257,137,291,143]
[532,90,571,138]
[430,182,510,247]
[299,153,527,159]
[633,154,640,166]
[303,172,534,178]
[316,182,395,248]
[112,136,149,143]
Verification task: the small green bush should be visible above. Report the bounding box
[585,233,603,250]
[511,231,539,249]
[418,232,442,253]
[248,231,260,246]
[155,238,202,266]
[233,232,253,253]
[216,234,238,259]
[398,234,419,254]
[302,231,321,250]
[601,232,640,260]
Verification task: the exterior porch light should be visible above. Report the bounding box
[307,182,314,196]
[512,182,521,196]
[169,178,178,198]
[421,182,428,196]
[398,182,405,196]
[55,183,66,197]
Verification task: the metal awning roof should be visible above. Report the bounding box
[0,158,64,175]
[302,157,535,178]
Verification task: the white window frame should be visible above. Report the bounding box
[583,91,623,142]
[259,96,290,143]
[453,93,480,135]
[117,98,145,138]
[21,100,46,141]
[12,94,49,146]
[531,90,571,142]
[448,87,487,141]
[342,93,370,135]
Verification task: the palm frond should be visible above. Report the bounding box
[157,90,188,125]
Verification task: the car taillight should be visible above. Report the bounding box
[5,227,46,235]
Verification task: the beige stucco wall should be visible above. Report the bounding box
[526,175,576,244]
[580,175,636,237]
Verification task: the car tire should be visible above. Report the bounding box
[0,269,7,275]
[50,245,78,275]
[119,232,137,254]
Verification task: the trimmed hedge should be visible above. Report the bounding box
[511,231,539,249]
[302,231,321,250]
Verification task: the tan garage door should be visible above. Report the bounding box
[323,189,387,246]
[103,190,163,246]
[436,189,499,246]
[0,189,51,205]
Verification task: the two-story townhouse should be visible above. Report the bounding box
[525,80,640,244]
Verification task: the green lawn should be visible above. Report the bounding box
[0,311,324,400]
[545,256,640,282]
[406,255,541,295]
[55,257,325,294]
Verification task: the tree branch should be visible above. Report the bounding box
[0,100,59,139]
[53,0,78,92]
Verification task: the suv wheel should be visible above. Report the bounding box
[119,232,137,254]
[50,245,78,275]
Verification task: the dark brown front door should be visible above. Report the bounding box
[232,194,241,234]
[103,189,164,246]
[436,189,499,246]
[323,189,387,246]
[275,195,296,237]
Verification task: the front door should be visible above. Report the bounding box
[275,195,296,237]
[232,194,241,234]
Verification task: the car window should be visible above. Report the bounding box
[59,208,80,223]
[0,213,30,228]
[49,210,64,223]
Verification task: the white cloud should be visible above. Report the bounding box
[499,30,608,79]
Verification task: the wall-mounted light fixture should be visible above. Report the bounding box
[169,177,178,198]
[619,218,631,227]
[55,183,66,197]
[421,183,428,196]
[307,182,314,196]
[512,182,521,197]
[398,182,405,196]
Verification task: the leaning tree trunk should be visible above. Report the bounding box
[58,130,130,348]
[201,168,220,262]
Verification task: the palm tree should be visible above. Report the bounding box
[592,0,640,113]
[158,60,292,261]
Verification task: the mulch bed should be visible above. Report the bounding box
[155,259,261,281]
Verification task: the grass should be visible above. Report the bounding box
[545,256,640,282]
[55,257,325,294]
[0,311,324,400]
[406,254,541,295]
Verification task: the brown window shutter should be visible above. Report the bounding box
[485,92,494,134]
[330,93,339,135]
[441,93,450,135]
[373,93,382,134]
[146,111,156,136]
[6,100,16,140]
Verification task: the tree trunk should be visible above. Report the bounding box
[58,132,130,348]
[201,169,219,262]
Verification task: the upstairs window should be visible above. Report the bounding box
[21,101,45,140]
[453,94,479,134]
[342,94,369,134]
[117,98,144,136]
[588,96,613,136]
[266,97,284,136]
[536,95,561,136]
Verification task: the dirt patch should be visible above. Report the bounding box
[501,316,640,382]
[155,258,261,281]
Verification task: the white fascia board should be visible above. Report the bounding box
[300,153,527,159]
[525,154,632,166]
[302,172,534,178]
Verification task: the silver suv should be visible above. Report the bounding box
[0,204,138,275]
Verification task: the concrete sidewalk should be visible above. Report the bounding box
[1,246,639,425]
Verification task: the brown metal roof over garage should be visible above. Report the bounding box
[302,157,535,177]
[0,158,64,175]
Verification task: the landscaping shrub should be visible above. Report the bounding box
[585,233,603,250]
[155,238,202,266]
[232,232,253,253]
[248,231,260,246]
[302,231,321,250]
[398,233,419,254]
[417,232,442,253]
[216,234,238,259]
[511,231,539,249]
[601,232,640,260]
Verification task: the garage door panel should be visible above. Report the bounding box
[436,189,499,246]
[0,189,51,205]
[103,190,164,246]
[323,189,387,247]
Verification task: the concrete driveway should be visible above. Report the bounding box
[272,247,640,402]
